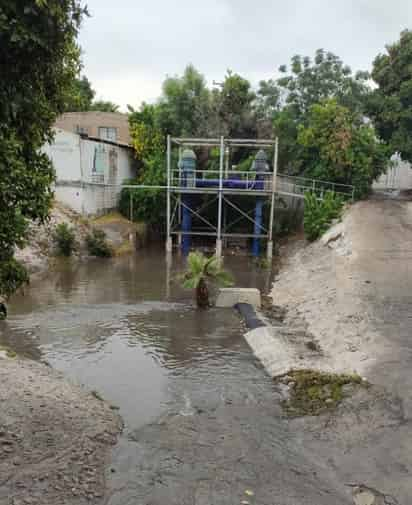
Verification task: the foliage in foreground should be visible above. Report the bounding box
[304,191,344,242]
[0,258,29,303]
[181,252,234,308]
[0,1,86,303]
[53,223,77,257]
[85,229,113,257]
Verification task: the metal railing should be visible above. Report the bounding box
[276,174,355,201]
[169,168,355,200]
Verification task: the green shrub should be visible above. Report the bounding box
[0,258,29,304]
[52,223,77,256]
[85,229,113,257]
[304,191,344,241]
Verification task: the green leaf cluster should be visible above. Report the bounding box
[85,229,113,257]
[259,49,370,174]
[181,252,234,290]
[0,258,29,302]
[52,223,77,256]
[0,1,86,300]
[303,191,344,242]
[367,30,412,163]
[298,99,389,198]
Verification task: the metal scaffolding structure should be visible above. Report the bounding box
[165,135,279,259]
[90,135,355,260]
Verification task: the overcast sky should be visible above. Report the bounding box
[78,0,412,111]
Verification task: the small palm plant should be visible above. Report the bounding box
[181,252,234,308]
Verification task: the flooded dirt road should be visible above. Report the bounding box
[0,247,404,504]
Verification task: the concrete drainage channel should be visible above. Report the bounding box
[217,287,327,378]
[217,286,327,377]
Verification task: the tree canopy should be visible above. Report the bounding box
[297,99,389,197]
[65,75,95,111]
[64,76,120,113]
[257,50,370,173]
[90,100,120,113]
[156,65,212,137]
[0,0,86,301]
[367,30,412,163]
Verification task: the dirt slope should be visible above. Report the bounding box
[0,356,122,505]
[265,197,412,503]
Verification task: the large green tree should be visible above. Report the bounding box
[156,65,212,137]
[64,77,121,113]
[276,50,368,116]
[297,99,389,197]
[368,30,412,162]
[121,103,166,226]
[65,75,95,112]
[259,50,370,172]
[0,0,86,305]
[216,70,256,138]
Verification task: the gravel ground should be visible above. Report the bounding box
[0,357,122,505]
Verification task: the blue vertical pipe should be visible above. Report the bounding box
[252,198,263,257]
[182,195,192,255]
[180,149,196,255]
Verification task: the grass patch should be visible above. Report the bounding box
[0,345,17,358]
[279,369,366,417]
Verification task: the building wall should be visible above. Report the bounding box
[55,185,84,214]
[46,128,135,216]
[373,156,412,191]
[55,111,131,144]
[43,129,82,182]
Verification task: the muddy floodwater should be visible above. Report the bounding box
[0,248,377,504]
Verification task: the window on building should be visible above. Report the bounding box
[75,125,88,135]
[98,127,117,142]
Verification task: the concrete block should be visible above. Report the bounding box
[216,288,261,308]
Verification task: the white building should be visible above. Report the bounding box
[43,128,136,216]
[373,155,412,192]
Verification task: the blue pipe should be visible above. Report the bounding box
[252,198,263,257]
[192,179,264,190]
[181,195,192,255]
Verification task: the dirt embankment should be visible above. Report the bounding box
[14,204,146,277]
[0,356,122,505]
[245,197,412,504]
[14,204,90,276]
[270,197,412,393]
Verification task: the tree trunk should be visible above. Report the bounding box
[196,278,209,309]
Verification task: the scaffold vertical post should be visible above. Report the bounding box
[216,136,224,259]
[267,137,278,260]
[166,134,172,253]
[177,146,182,247]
